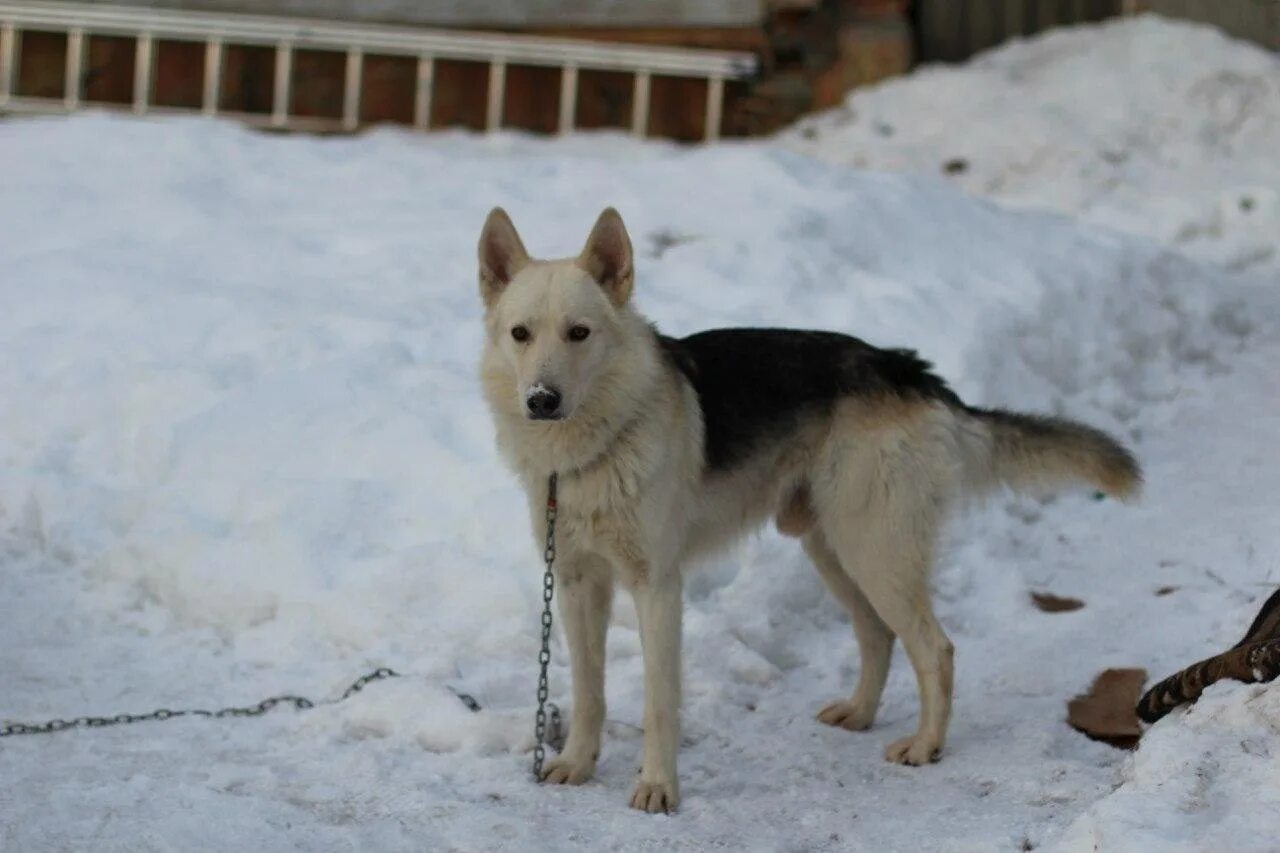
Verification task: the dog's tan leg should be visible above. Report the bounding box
[802,529,895,731]
[872,592,953,766]
[833,523,954,765]
[823,451,955,766]
[541,556,612,785]
[629,573,682,813]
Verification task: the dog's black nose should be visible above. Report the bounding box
[526,388,563,420]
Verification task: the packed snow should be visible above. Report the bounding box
[2,14,1278,852]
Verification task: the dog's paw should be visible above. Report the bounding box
[539,753,596,785]
[884,734,942,766]
[816,699,875,731]
[629,778,679,814]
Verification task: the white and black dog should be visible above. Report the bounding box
[477,207,1140,813]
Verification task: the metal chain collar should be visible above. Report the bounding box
[532,472,561,780]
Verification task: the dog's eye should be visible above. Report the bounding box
[511,326,530,342]
[568,325,591,342]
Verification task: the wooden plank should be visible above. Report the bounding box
[202,37,221,115]
[575,68,632,131]
[1004,0,1027,37]
[132,32,152,114]
[919,0,968,62]
[83,33,136,104]
[272,40,291,126]
[502,63,558,133]
[413,54,433,129]
[526,25,768,53]
[485,57,504,131]
[631,69,650,137]
[968,0,998,53]
[557,62,576,134]
[342,46,361,130]
[64,26,83,109]
[1165,0,1280,48]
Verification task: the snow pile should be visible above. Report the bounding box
[784,15,1280,274]
[2,17,1279,850]
[1060,683,1280,851]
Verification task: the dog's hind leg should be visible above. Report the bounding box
[823,466,955,766]
[803,529,895,731]
[542,555,613,785]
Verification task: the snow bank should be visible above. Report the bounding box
[784,15,1280,274]
[1060,683,1280,851]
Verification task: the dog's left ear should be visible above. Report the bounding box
[578,207,634,306]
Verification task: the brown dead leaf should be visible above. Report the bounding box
[1031,591,1085,613]
[1067,667,1148,750]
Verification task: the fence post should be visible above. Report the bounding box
[0,23,15,107]
[64,26,84,110]
[704,74,723,142]
[342,46,362,130]
[557,62,577,134]
[631,70,650,137]
[132,32,152,114]
[414,54,433,129]
[486,58,505,131]
[202,37,221,115]
[272,40,291,126]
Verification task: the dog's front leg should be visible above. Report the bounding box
[629,571,683,813]
[541,554,613,785]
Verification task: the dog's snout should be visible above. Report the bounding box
[526,387,563,420]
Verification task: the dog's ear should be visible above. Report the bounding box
[478,207,530,308]
[578,207,634,306]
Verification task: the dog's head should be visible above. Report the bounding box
[477,207,635,422]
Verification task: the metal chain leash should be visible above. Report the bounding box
[532,472,561,780]
[0,667,484,738]
[2,490,564,780]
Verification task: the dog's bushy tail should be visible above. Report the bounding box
[966,407,1141,500]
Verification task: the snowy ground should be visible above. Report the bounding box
[2,15,1278,853]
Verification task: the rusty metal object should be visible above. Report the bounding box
[1137,588,1280,724]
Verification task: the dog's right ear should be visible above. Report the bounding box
[477,207,530,308]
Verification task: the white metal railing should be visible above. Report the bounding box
[0,0,757,140]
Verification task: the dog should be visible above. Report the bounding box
[477,207,1140,813]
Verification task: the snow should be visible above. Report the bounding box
[1059,682,1280,851]
[784,14,1280,275]
[2,14,1278,852]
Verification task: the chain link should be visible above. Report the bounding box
[532,472,559,780]
[0,667,482,739]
